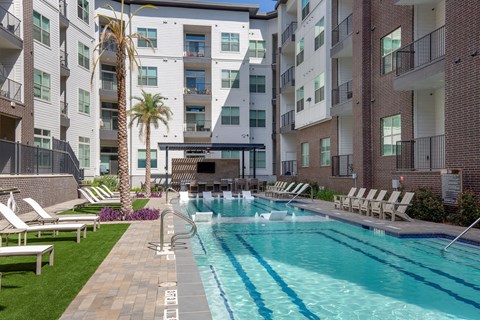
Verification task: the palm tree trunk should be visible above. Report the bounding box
[116,43,132,214]
[145,125,151,197]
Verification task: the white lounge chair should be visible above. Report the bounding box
[79,189,120,204]
[23,198,100,232]
[0,203,87,244]
[260,210,288,221]
[271,182,297,198]
[91,186,119,201]
[223,191,235,200]
[0,245,54,275]
[278,183,310,199]
[193,212,213,222]
[334,187,357,209]
[179,191,190,202]
[265,182,290,197]
[242,191,255,200]
[202,191,214,201]
[101,185,119,197]
[382,192,415,221]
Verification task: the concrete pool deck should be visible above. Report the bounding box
[6,195,477,319]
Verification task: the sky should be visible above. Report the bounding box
[200,0,276,12]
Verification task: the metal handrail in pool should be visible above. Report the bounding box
[157,207,197,252]
[444,217,480,251]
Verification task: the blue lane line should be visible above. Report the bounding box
[328,229,480,292]
[316,231,480,310]
[209,265,235,320]
[195,233,208,255]
[236,235,321,320]
[405,243,480,271]
[214,235,274,319]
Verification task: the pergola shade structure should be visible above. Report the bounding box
[158,143,266,189]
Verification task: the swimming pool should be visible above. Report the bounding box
[181,199,480,319]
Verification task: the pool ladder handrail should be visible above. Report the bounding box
[444,216,480,251]
[285,185,313,206]
[156,207,197,252]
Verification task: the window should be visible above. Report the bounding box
[138,28,157,48]
[185,70,206,93]
[138,66,157,86]
[320,138,331,166]
[314,74,325,103]
[138,149,157,169]
[33,11,50,46]
[315,18,325,50]
[249,110,266,127]
[101,64,117,90]
[79,137,90,168]
[296,86,304,112]
[222,70,240,89]
[248,40,266,58]
[249,75,266,93]
[381,28,401,74]
[221,33,239,52]
[296,38,304,66]
[221,106,240,125]
[185,106,207,132]
[302,0,310,20]
[301,143,309,167]
[250,150,266,169]
[78,42,90,70]
[78,89,90,114]
[381,114,401,156]
[185,34,206,57]
[221,150,240,159]
[78,0,89,23]
[34,69,51,101]
[34,129,51,166]
[101,102,118,130]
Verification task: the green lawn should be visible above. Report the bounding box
[60,198,149,215]
[0,224,129,320]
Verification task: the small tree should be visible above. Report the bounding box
[129,90,172,197]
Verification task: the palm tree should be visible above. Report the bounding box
[129,90,172,197]
[92,1,154,214]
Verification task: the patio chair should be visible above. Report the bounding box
[273,183,303,198]
[266,181,281,191]
[248,178,259,193]
[222,191,235,200]
[334,188,357,209]
[360,190,387,215]
[0,245,54,275]
[219,179,229,191]
[235,178,247,192]
[23,198,100,232]
[341,188,366,211]
[189,180,199,193]
[101,185,119,197]
[81,189,120,204]
[260,210,288,221]
[369,191,401,219]
[352,189,377,212]
[382,192,415,221]
[242,191,255,200]
[267,182,294,197]
[278,184,310,199]
[202,191,214,201]
[179,191,189,202]
[0,203,87,244]
[91,186,119,201]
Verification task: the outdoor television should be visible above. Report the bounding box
[197,161,215,173]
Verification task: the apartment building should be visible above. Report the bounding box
[95,0,277,185]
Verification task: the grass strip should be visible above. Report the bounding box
[60,198,149,215]
[0,224,129,320]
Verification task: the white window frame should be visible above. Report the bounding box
[221,70,240,89]
[138,66,158,86]
[78,89,90,114]
[381,28,401,74]
[248,40,266,58]
[381,114,402,156]
[138,28,157,48]
[249,75,266,93]
[320,138,331,166]
[221,106,240,125]
[78,0,89,24]
[34,69,51,101]
[314,73,325,103]
[78,42,90,70]
[33,11,50,46]
[301,142,309,167]
[79,136,91,168]
[221,32,240,52]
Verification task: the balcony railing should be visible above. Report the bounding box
[281,66,295,88]
[332,80,353,106]
[0,77,22,102]
[60,101,68,115]
[396,25,445,76]
[281,110,295,128]
[101,39,117,52]
[184,120,211,132]
[396,135,445,171]
[59,0,67,17]
[332,154,353,177]
[281,160,297,176]
[183,83,211,95]
[101,71,117,90]
[332,13,353,47]
[60,50,68,68]
[184,42,209,57]
[0,6,21,38]
[281,22,297,46]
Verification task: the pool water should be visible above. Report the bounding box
[182,200,480,320]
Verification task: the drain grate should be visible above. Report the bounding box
[164,289,178,306]
[164,308,178,320]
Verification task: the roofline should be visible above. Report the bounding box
[275,0,288,10]
[158,142,266,151]
[116,0,272,18]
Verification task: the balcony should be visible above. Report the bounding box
[280,110,295,134]
[396,135,445,171]
[100,40,117,63]
[183,43,211,68]
[281,160,297,176]
[99,71,118,101]
[331,13,352,58]
[0,6,22,49]
[60,50,70,77]
[280,67,295,93]
[59,0,69,28]
[60,101,70,128]
[331,80,353,116]
[183,120,211,141]
[281,22,297,54]
[0,77,22,102]
[332,154,353,177]
[183,83,212,102]
[394,26,445,91]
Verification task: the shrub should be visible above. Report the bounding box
[406,188,446,222]
[98,207,122,222]
[93,175,119,191]
[98,207,160,221]
[136,191,162,198]
[449,190,480,227]
[316,188,336,202]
